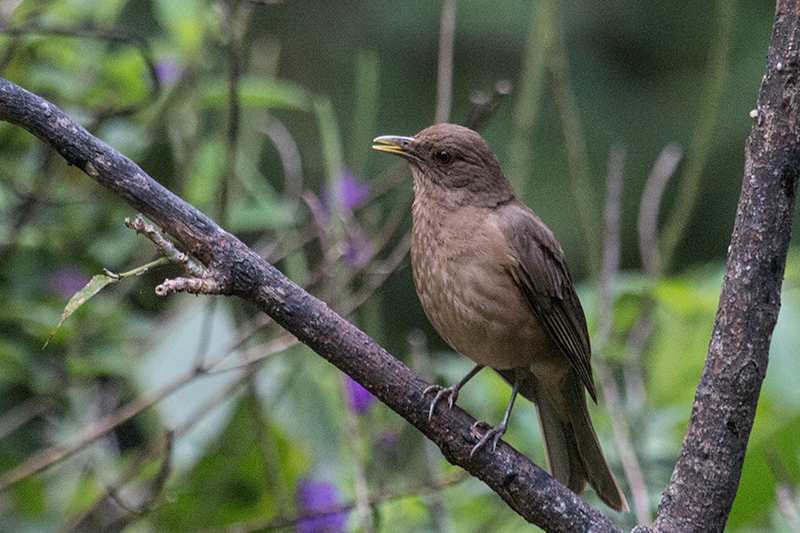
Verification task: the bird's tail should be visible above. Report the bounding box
[499,368,629,512]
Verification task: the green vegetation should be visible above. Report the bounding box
[0,0,796,531]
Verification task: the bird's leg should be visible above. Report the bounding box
[423,364,484,421]
[470,370,521,457]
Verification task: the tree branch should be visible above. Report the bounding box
[650,1,800,531]
[0,77,619,532]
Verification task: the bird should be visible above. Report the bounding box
[372,123,628,512]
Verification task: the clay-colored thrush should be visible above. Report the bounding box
[372,123,628,512]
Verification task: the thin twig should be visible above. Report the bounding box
[206,333,298,374]
[599,145,625,330]
[62,432,174,531]
[112,368,263,532]
[435,0,456,124]
[126,214,206,277]
[220,0,249,226]
[0,395,56,441]
[0,368,199,491]
[347,234,411,313]
[766,450,800,533]
[409,330,453,533]
[342,381,375,533]
[594,146,652,524]
[548,15,601,276]
[207,232,410,375]
[466,80,512,132]
[298,189,411,303]
[621,313,651,412]
[506,0,553,192]
[194,298,221,369]
[262,116,304,202]
[0,150,57,264]
[638,144,682,276]
[628,144,682,413]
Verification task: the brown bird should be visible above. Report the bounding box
[372,123,628,512]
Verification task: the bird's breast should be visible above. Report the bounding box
[410,198,553,369]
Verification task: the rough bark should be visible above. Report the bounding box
[648,2,800,531]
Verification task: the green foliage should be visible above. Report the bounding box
[201,78,313,111]
[152,390,290,529]
[0,0,794,531]
[648,266,723,406]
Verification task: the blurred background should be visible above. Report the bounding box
[1,0,798,531]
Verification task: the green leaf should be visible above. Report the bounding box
[226,200,294,233]
[201,78,313,111]
[11,475,47,519]
[44,274,116,348]
[186,138,226,207]
[314,95,344,183]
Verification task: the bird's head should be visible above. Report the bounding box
[372,123,516,208]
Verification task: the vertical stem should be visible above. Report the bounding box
[507,0,554,193]
[342,381,375,533]
[351,51,380,176]
[595,146,653,524]
[409,330,452,533]
[549,15,601,276]
[221,0,251,227]
[435,0,456,124]
[638,145,683,275]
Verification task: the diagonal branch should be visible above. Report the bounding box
[0,77,619,532]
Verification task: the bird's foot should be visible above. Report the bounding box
[469,420,507,457]
[422,384,460,421]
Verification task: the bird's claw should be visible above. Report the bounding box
[469,420,507,457]
[423,384,460,421]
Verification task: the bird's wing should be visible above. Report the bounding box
[497,200,597,402]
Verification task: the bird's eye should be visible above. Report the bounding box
[435,150,453,164]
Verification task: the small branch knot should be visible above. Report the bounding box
[125,214,206,278]
[84,161,99,178]
[155,277,224,296]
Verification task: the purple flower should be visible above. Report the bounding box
[343,225,372,269]
[50,266,89,299]
[336,168,370,211]
[154,60,180,85]
[320,168,370,214]
[345,374,376,415]
[296,479,348,533]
